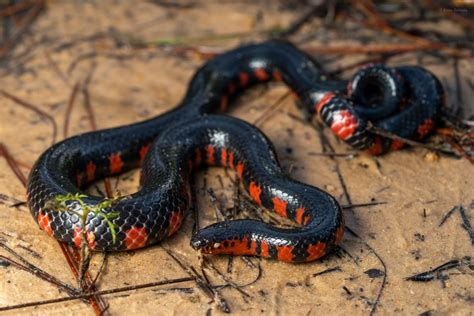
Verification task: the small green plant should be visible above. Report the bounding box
[45,192,121,245]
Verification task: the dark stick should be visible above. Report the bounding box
[341,201,387,209]
[368,124,460,157]
[308,151,357,158]
[0,193,24,206]
[162,247,230,313]
[438,206,459,227]
[202,257,251,299]
[0,254,80,297]
[458,206,474,245]
[312,266,342,277]
[405,257,470,282]
[0,276,194,312]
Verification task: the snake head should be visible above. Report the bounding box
[190,219,261,256]
[190,220,244,252]
[190,227,221,251]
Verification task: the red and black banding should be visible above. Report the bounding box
[27,41,441,262]
[317,94,373,150]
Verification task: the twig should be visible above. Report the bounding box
[0,276,194,312]
[303,42,470,57]
[0,193,24,206]
[307,151,357,158]
[368,123,460,157]
[63,83,81,138]
[0,245,79,297]
[0,0,38,17]
[439,206,459,227]
[252,91,292,127]
[0,89,58,145]
[341,201,387,209]
[312,266,342,277]
[350,0,469,58]
[202,257,251,299]
[0,0,44,59]
[459,206,474,245]
[0,143,27,186]
[82,86,97,130]
[406,257,471,282]
[162,247,230,313]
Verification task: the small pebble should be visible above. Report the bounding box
[424,151,439,162]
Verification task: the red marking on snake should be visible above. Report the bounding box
[254,68,269,81]
[303,216,310,225]
[232,238,250,255]
[37,210,53,236]
[73,227,97,249]
[306,242,326,261]
[228,83,236,94]
[139,144,151,162]
[228,151,234,168]
[168,211,183,236]
[272,197,288,217]
[73,226,82,247]
[209,237,251,255]
[236,162,244,179]
[221,148,227,166]
[273,70,282,81]
[109,152,124,174]
[391,140,405,150]
[86,161,96,182]
[367,136,383,155]
[205,145,215,165]
[330,110,358,140]
[277,246,294,262]
[239,72,249,87]
[295,207,305,224]
[125,227,148,250]
[417,118,434,138]
[249,182,262,205]
[260,241,269,257]
[220,95,228,112]
[315,92,335,113]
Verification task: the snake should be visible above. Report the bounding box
[26,40,443,263]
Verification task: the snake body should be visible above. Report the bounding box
[26,41,443,262]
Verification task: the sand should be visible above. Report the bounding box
[0,1,472,315]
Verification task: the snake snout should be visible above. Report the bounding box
[190,234,210,249]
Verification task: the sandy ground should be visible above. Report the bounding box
[0,1,473,315]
